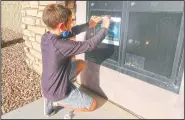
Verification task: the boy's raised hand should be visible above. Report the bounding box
[101,15,110,29]
[89,16,102,28]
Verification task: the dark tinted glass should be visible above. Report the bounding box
[125,12,183,78]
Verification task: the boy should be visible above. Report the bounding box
[41,3,110,117]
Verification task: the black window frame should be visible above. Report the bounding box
[85,1,184,94]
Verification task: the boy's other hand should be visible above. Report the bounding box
[101,16,110,29]
[89,16,102,28]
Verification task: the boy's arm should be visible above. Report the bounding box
[70,22,89,36]
[54,28,108,57]
[68,16,102,37]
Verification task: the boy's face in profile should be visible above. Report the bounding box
[59,15,73,33]
[66,15,73,32]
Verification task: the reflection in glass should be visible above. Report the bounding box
[125,12,182,78]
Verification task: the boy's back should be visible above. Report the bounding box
[41,27,108,102]
[41,32,71,102]
[41,3,110,117]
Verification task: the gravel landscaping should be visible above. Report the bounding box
[1,41,42,114]
[1,28,22,43]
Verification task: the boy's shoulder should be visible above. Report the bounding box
[41,32,59,42]
[41,31,52,39]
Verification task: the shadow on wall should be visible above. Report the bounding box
[79,28,115,109]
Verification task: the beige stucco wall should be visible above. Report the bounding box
[75,1,184,119]
[1,1,22,33]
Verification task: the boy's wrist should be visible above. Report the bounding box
[101,26,108,30]
[86,22,90,28]
[88,22,93,28]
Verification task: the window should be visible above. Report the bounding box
[125,12,182,78]
[85,1,184,93]
[86,11,122,67]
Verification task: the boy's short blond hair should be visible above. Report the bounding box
[42,4,72,29]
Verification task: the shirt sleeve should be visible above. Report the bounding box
[54,28,108,57]
[68,22,89,38]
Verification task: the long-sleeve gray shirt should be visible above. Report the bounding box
[41,23,108,102]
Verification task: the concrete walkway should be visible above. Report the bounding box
[2,83,138,119]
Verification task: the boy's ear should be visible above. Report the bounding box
[58,22,65,31]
